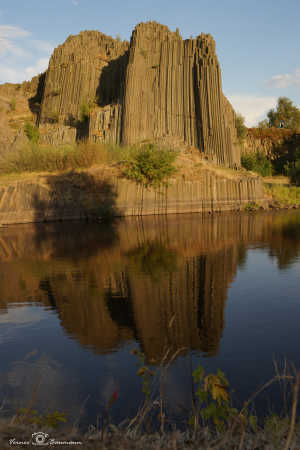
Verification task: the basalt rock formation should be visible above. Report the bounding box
[122,23,239,166]
[32,22,239,166]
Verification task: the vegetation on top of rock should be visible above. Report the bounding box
[24,122,39,144]
[79,101,91,123]
[123,144,178,188]
[248,127,294,143]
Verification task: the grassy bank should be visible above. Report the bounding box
[264,183,300,207]
[1,356,300,449]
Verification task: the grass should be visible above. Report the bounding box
[0,142,178,190]
[264,183,300,206]
[0,142,131,175]
[1,355,300,449]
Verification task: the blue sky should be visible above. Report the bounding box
[0,0,299,126]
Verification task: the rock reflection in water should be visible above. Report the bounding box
[0,212,299,363]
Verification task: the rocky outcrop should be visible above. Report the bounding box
[39,31,129,130]
[0,74,44,153]
[39,124,77,146]
[0,168,266,225]
[122,23,239,167]
[32,22,240,166]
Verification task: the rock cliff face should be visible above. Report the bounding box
[122,23,239,166]
[34,22,239,166]
[39,31,129,127]
[0,167,266,225]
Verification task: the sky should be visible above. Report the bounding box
[0,0,299,126]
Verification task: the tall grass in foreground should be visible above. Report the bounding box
[0,142,137,174]
[2,354,300,449]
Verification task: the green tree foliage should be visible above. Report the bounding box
[257,119,270,129]
[241,151,272,176]
[190,365,239,431]
[79,101,90,122]
[235,113,247,141]
[266,97,300,130]
[123,144,177,188]
[24,122,39,144]
[284,147,300,185]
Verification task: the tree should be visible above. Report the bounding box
[235,113,247,142]
[257,119,270,129]
[266,97,300,130]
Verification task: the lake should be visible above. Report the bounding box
[0,210,299,428]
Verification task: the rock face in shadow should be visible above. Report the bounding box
[33,22,239,166]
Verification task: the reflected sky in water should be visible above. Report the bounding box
[0,211,299,427]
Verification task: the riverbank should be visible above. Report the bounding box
[0,150,267,225]
[1,406,299,449]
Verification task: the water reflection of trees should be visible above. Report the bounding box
[0,211,299,361]
[267,215,300,269]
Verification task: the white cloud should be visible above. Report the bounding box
[0,38,30,57]
[24,57,49,80]
[0,24,53,83]
[227,94,277,127]
[0,25,32,58]
[72,0,79,5]
[0,305,47,325]
[266,69,300,88]
[0,24,30,39]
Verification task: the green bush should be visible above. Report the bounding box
[24,122,39,144]
[123,144,177,188]
[79,101,90,123]
[241,151,272,176]
[287,161,300,186]
[235,113,247,142]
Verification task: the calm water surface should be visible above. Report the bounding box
[0,211,299,427]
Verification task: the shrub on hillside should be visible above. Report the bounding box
[123,144,177,188]
[241,151,272,176]
[24,122,39,144]
[286,161,300,186]
[235,113,247,142]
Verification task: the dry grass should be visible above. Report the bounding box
[0,141,138,175]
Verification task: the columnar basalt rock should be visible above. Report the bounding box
[122,22,239,166]
[35,22,239,166]
[39,31,129,143]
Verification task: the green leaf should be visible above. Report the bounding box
[192,366,205,382]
